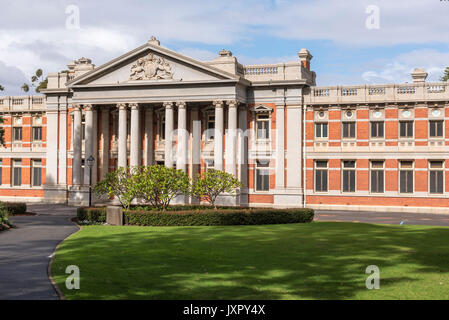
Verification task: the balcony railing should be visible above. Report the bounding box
[0,96,46,111]
[305,82,449,104]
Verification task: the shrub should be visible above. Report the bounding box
[123,208,314,226]
[0,202,27,215]
[0,205,12,230]
[133,165,191,210]
[94,167,138,209]
[191,170,242,209]
[77,207,107,223]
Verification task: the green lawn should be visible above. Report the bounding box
[52,222,449,300]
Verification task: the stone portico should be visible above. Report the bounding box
[42,37,315,207]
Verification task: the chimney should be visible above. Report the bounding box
[298,48,313,71]
[411,68,428,83]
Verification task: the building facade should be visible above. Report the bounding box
[0,37,448,213]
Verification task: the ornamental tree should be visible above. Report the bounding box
[93,167,138,209]
[441,67,449,82]
[133,165,190,211]
[192,169,242,209]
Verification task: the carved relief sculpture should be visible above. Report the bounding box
[130,53,173,80]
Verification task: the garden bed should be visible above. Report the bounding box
[77,206,314,226]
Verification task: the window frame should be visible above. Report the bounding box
[399,121,414,139]
[370,121,384,139]
[255,112,271,142]
[255,159,270,192]
[315,122,328,139]
[13,126,23,142]
[314,160,329,192]
[205,113,215,142]
[370,160,385,194]
[341,160,356,193]
[31,159,42,187]
[32,126,43,142]
[342,122,356,139]
[11,159,22,187]
[398,160,414,194]
[429,160,444,195]
[429,120,444,138]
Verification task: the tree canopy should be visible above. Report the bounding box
[440,67,449,82]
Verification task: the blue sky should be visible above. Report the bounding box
[1,0,449,95]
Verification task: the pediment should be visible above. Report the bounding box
[251,104,274,113]
[68,43,238,87]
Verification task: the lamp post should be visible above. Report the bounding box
[87,155,95,207]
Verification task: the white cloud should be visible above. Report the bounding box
[361,50,449,84]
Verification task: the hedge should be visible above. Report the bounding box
[77,207,107,223]
[123,208,314,226]
[0,202,27,215]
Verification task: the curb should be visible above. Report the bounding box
[47,216,81,300]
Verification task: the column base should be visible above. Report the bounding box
[44,184,68,204]
[273,188,304,208]
[68,185,98,206]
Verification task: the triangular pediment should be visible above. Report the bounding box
[68,42,239,87]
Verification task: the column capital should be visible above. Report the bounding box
[129,103,139,110]
[72,104,82,111]
[213,100,224,108]
[117,103,127,110]
[176,101,186,109]
[226,100,239,108]
[84,104,93,111]
[163,101,174,109]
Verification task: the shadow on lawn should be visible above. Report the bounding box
[53,222,449,300]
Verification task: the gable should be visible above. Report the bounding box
[68,44,238,87]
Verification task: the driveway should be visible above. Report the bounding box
[315,210,449,227]
[0,205,78,300]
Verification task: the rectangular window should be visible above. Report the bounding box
[255,160,270,191]
[32,160,42,187]
[205,159,214,172]
[342,122,356,139]
[315,123,328,138]
[370,121,384,138]
[205,114,215,141]
[13,127,22,141]
[315,160,328,192]
[370,161,384,193]
[399,161,414,194]
[342,160,356,192]
[32,127,43,141]
[12,159,22,187]
[429,120,443,138]
[256,113,270,141]
[399,121,413,138]
[429,161,444,194]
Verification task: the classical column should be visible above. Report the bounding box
[176,101,187,172]
[226,100,238,176]
[83,105,94,185]
[100,108,110,179]
[143,107,153,165]
[190,107,201,178]
[92,109,98,185]
[117,103,128,168]
[237,105,248,204]
[58,107,67,185]
[129,103,140,168]
[213,100,224,171]
[72,105,82,186]
[275,103,285,189]
[45,109,59,185]
[164,102,174,167]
